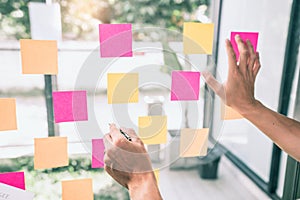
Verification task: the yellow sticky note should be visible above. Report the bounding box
[0,98,17,131]
[183,22,214,54]
[20,39,58,74]
[154,169,160,185]
[34,137,68,169]
[221,102,243,120]
[138,116,167,144]
[62,179,93,200]
[180,128,209,157]
[107,73,139,104]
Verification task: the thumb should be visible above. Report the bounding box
[202,71,225,101]
[109,123,117,131]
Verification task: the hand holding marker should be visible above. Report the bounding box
[109,123,132,141]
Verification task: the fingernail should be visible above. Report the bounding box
[235,34,240,38]
[226,39,232,46]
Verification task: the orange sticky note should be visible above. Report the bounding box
[34,137,68,169]
[107,73,139,104]
[180,128,209,157]
[138,116,167,144]
[183,22,214,54]
[221,103,243,120]
[20,39,58,74]
[62,178,93,200]
[0,98,17,131]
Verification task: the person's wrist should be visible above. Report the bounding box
[128,172,162,200]
[238,100,263,118]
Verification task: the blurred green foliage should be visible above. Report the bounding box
[0,0,43,39]
[0,0,210,40]
[0,156,102,174]
[114,0,210,31]
[0,156,129,200]
[96,183,130,200]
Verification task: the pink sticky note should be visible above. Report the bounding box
[171,71,200,101]
[230,32,259,61]
[92,139,105,168]
[53,91,88,123]
[99,24,132,57]
[0,172,25,190]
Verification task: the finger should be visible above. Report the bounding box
[104,155,112,167]
[235,35,249,73]
[246,39,255,55]
[104,164,114,177]
[225,39,238,73]
[109,123,123,141]
[246,39,256,76]
[202,71,225,100]
[103,133,112,148]
[253,52,261,78]
[103,147,124,170]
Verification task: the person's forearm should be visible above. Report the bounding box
[241,100,300,161]
[128,173,162,200]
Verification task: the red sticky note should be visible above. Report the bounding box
[53,91,88,123]
[230,32,259,61]
[99,24,132,57]
[171,71,200,101]
[0,172,25,190]
[92,139,105,168]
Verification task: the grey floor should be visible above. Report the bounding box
[158,157,270,200]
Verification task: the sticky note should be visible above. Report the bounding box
[92,139,105,168]
[230,32,259,61]
[20,39,58,74]
[62,179,93,200]
[138,116,167,144]
[107,73,139,104]
[28,2,62,40]
[221,102,243,120]
[0,98,17,131]
[99,24,132,57]
[53,91,88,123]
[34,137,68,169]
[0,172,25,190]
[183,22,214,54]
[171,71,200,101]
[154,169,160,185]
[180,128,209,157]
[0,183,34,200]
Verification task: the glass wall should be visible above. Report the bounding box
[211,0,293,181]
[1,0,298,199]
[0,45,47,158]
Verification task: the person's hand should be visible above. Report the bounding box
[103,124,162,200]
[202,35,300,162]
[203,35,261,116]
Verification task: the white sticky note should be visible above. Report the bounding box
[0,183,34,200]
[28,2,62,40]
